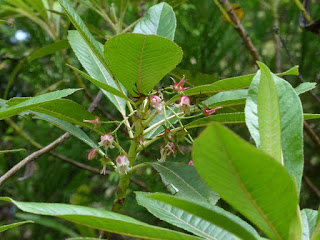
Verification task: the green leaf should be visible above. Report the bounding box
[256,62,282,163]
[133,2,176,40]
[311,206,320,240]
[192,123,302,240]
[0,197,202,240]
[281,65,299,76]
[304,114,320,120]
[151,162,219,205]
[31,112,101,152]
[0,220,33,233]
[245,69,304,191]
[67,238,99,240]
[301,209,318,240]
[67,64,132,104]
[16,213,78,237]
[185,112,245,129]
[204,89,247,108]
[28,40,70,63]
[0,149,26,154]
[67,30,127,114]
[139,192,260,240]
[104,33,183,96]
[294,82,317,95]
[0,89,80,120]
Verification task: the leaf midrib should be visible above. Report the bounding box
[137,38,147,93]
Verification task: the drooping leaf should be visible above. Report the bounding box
[0,89,80,120]
[133,2,176,40]
[67,64,132,104]
[294,82,317,95]
[245,68,304,191]
[0,220,33,233]
[67,30,127,114]
[193,123,302,240]
[0,197,202,240]
[31,112,101,152]
[28,40,70,63]
[0,149,26,154]
[140,192,261,240]
[16,213,78,237]
[104,33,183,96]
[301,209,318,240]
[151,162,219,205]
[256,62,282,163]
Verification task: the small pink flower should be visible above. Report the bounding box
[149,95,163,114]
[204,106,223,117]
[171,75,186,92]
[176,96,191,114]
[88,148,98,160]
[158,142,176,162]
[188,160,194,165]
[99,134,114,150]
[84,116,101,128]
[116,155,131,174]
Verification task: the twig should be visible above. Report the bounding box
[220,0,262,64]
[294,0,313,23]
[303,175,320,199]
[303,121,320,153]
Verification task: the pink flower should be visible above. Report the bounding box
[176,96,191,114]
[84,116,101,128]
[149,95,163,114]
[158,142,176,163]
[88,148,98,160]
[116,155,131,174]
[204,106,223,117]
[188,160,194,165]
[172,75,186,92]
[98,134,114,150]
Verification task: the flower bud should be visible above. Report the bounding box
[83,116,101,128]
[116,155,131,174]
[88,148,98,160]
[176,95,191,114]
[98,134,115,150]
[188,160,194,165]
[204,106,223,117]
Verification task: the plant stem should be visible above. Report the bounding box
[293,0,313,23]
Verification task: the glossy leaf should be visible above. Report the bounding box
[133,2,176,40]
[67,31,126,114]
[139,192,260,240]
[151,162,219,205]
[104,33,183,96]
[294,82,317,95]
[245,69,304,191]
[193,123,302,240]
[301,209,318,240]
[0,220,33,233]
[0,89,80,120]
[256,62,282,163]
[28,40,70,63]
[0,197,202,240]
[0,149,26,154]
[31,112,100,152]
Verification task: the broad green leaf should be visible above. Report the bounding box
[0,149,26,154]
[16,213,78,237]
[301,209,318,240]
[185,112,245,129]
[67,31,126,114]
[28,40,70,63]
[311,206,320,240]
[256,62,282,163]
[151,162,219,205]
[167,66,300,105]
[294,82,317,95]
[204,89,247,108]
[0,220,33,233]
[170,69,221,88]
[0,197,202,240]
[0,89,80,120]
[193,123,302,240]
[104,33,183,96]
[139,192,260,240]
[67,64,132,104]
[31,112,101,152]
[245,69,304,191]
[133,2,176,40]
